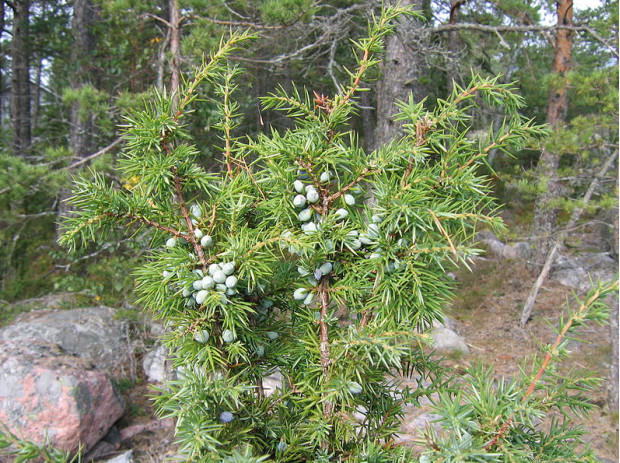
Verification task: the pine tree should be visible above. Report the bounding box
[56,7,612,463]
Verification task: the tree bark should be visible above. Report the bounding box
[32,58,42,133]
[0,0,5,125]
[169,0,181,107]
[10,0,31,156]
[609,293,619,413]
[360,85,373,152]
[57,0,101,238]
[531,0,574,268]
[374,0,431,149]
[69,0,99,161]
[609,176,619,412]
[156,29,171,92]
[446,0,468,95]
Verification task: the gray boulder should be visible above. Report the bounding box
[551,255,589,290]
[0,340,125,456]
[0,306,130,376]
[99,450,134,463]
[142,344,172,383]
[476,231,530,261]
[429,319,470,355]
[551,253,617,291]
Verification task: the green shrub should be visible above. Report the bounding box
[55,7,614,463]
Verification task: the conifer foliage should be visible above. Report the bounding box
[60,7,560,462]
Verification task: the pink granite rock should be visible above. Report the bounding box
[0,340,125,456]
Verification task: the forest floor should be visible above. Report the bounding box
[116,229,619,463]
[439,257,618,462]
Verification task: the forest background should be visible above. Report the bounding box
[0,0,618,457]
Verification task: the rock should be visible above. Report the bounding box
[476,231,508,259]
[395,410,442,443]
[85,440,119,462]
[118,418,175,442]
[551,253,617,291]
[102,425,122,447]
[430,320,469,354]
[552,255,590,291]
[435,317,456,330]
[98,450,134,463]
[142,344,172,383]
[148,321,167,338]
[475,230,497,242]
[476,231,530,261]
[0,340,125,456]
[580,252,617,281]
[598,206,618,258]
[501,244,517,259]
[0,307,130,376]
[484,239,506,259]
[430,327,470,354]
[263,369,282,396]
[513,241,531,260]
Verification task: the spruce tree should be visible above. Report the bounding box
[57,7,611,463]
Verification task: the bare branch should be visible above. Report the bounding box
[139,12,172,29]
[327,36,342,92]
[231,2,375,65]
[184,1,321,30]
[56,234,146,272]
[61,138,123,171]
[185,14,286,30]
[434,23,619,57]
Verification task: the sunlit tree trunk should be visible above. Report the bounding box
[446,0,467,95]
[531,0,574,267]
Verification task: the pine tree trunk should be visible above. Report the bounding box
[69,0,99,161]
[531,0,574,268]
[57,0,100,237]
[169,0,181,107]
[360,86,374,152]
[374,0,431,149]
[32,58,42,133]
[10,0,31,157]
[609,294,619,414]
[609,197,619,412]
[446,0,466,95]
[156,29,171,92]
[0,1,5,125]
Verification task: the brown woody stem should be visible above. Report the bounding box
[172,169,208,271]
[318,278,333,418]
